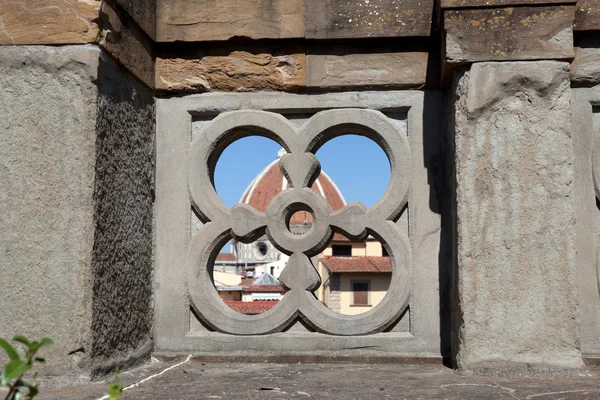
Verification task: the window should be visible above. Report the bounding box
[352,281,370,305]
[332,245,352,256]
[254,241,269,259]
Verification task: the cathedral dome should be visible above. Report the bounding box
[239,151,346,225]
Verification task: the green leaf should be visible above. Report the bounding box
[12,337,31,347]
[29,338,53,355]
[108,383,123,400]
[14,389,23,400]
[24,383,39,400]
[0,338,20,360]
[2,360,32,383]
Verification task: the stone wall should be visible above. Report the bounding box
[0,45,154,378]
[453,61,584,375]
[90,52,155,377]
[0,45,100,376]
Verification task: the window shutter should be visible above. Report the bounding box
[353,282,369,305]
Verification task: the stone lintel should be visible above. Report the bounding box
[155,0,305,42]
[306,52,428,90]
[304,0,433,39]
[0,0,101,45]
[155,49,306,93]
[454,60,585,375]
[155,48,433,93]
[444,5,575,65]
[442,0,577,9]
[99,0,155,89]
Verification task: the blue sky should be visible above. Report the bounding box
[214,135,391,209]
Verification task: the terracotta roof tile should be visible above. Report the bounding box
[242,284,286,293]
[240,277,256,285]
[216,253,236,262]
[320,256,392,273]
[225,300,279,314]
[331,233,351,241]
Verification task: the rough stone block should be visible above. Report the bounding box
[454,61,585,375]
[571,86,600,357]
[575,0,600,30]
[442,0,575,7]
[445,6,574,64]
[114,0,155,39]
[0,0,100,45]
[91,48,155,377]
[156,0,304,42]
[571,36,600,84]
[0,45,100,375]
[0,45,154,377]
[155,50,306,93]
[305,0,434,39]
[99,0,155,88]
[306,52,427,89]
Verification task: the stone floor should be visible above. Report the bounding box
[23,358,600,399]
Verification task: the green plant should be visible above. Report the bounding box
[107,369,123,400]
[0,336,53,400]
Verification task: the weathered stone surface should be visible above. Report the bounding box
[39,361,600,400]
[99,0,155,88]
[0,45,100,375]
[307,52,427,89]
[572,46,600,84]
[90,51,155,377]
[445,6,574,64]
[114,0,155,39]
[571,86,600,356]
[0,0,100,45]
[0,45,154,377]
[571,35,600,84]
[442,0,575,8]
[156,0,304,42]
[156,51,306,93]
[454,61,585,375]
[575,0,600,30]
[305,0,434,38]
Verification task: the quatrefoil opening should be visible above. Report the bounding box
[187,109,412,335]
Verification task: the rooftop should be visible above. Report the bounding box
[320,256,392,273]
[224,301,279,314]
[40,358,600,400]
[216,253,236,262]
[239,152,346,225]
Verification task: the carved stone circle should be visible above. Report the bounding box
[187,109,412,335]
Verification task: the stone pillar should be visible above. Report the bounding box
[0,45,154,378]
[453,61,585,375]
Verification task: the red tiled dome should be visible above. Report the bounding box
[240,155,346,225]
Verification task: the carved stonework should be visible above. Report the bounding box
[187,109,412,335]
[155,91,444,354]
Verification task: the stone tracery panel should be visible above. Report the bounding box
[187,109,412,335]
[155,92,444,355]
